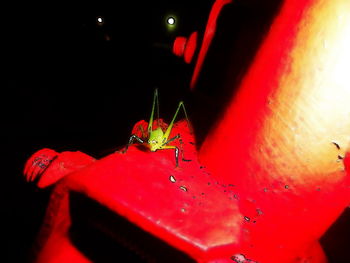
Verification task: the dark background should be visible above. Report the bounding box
[5,0,349,262]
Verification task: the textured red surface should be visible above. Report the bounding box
[199,0,350,261]
[27,120,347,262]
[66,120,243,262]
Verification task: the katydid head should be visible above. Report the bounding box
[148,127,165,151]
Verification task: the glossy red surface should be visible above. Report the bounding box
[199,0,350,261]
[190,0,232,89]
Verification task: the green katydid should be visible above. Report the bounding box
[123,89,191,167]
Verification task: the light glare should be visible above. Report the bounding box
[97,16,103,24]
[167,17,175,25]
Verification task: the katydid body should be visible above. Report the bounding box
[124,89,190,167]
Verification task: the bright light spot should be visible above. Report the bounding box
[97,16,104,24]
[167,17,175,25]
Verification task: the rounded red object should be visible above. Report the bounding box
[24,148,58,183]
[173,36,187,57]
[184,31,198,64]
[24,148,95,188]
[173,32,198,64]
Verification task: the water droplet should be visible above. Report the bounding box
[231,253,257,263]
[231,253,247,263]
[169,175,176,183]
[284,185,289,189]
[181,208,186,213]
[244,216,250,222]
[180,186,187,192]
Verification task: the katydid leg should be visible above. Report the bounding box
[164,101,191,141]
[123,134,144,153]
[179,137,192,162]
[163,134,191,165]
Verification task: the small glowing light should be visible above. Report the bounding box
[167,17,175,25]
[97,16,104,24]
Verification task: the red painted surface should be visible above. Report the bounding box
[184,31,198,64]
[34,182,92,263]
[173,31,198,64]
[199,0,350,261]
[173,36,187,57]
[24,0,350,262]
[190,0,232,89]
[24,149,95,188]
